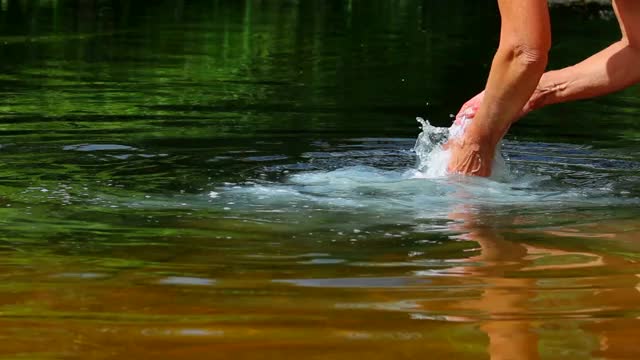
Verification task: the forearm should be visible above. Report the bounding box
[446,0,550,177]
[467,46,547,144]
[464,0,550,146]
[527,40,640,111]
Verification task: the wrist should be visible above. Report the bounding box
[523,87,548,114]
[464,120,505,149]
[526,70,568,112]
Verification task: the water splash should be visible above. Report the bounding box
[412,117,451,178]
[209,116,640,221]
[412,117,508,180]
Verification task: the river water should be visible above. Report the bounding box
[1,1,639,359]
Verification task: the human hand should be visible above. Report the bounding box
[446,91,493,176]
[447,86,544,177]
[454,89,540,128]
[446,135,496,177]
[454,91,484,126]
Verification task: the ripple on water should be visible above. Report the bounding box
[242,155,289,162]
[52,272,110,280]
[141,328,225,338]
[156,276,216,286]
[215,120,640,224]
[297,258,346,265]
[273,277,432,288]
[63,144,138,152]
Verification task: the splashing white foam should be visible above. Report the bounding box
[210,121,635,227]
[412,117,508,180]
[412,117,451,178]
[208,113,637,224]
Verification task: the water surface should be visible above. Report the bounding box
[1,1,640,359]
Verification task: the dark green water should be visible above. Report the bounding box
[1,1,640,359]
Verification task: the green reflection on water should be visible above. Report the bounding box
[0,0,639,359]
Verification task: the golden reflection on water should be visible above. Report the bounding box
[446,205,640,360]
[1,211,640,359]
